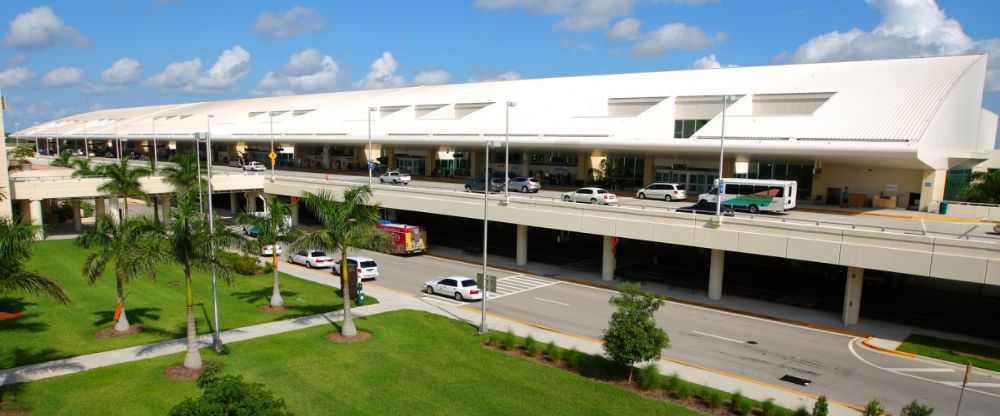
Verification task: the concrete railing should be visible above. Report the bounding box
[942,200,1000,220]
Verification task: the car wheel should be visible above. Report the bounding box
[455,292,463,301]
[563,196,572,202]
[749,204,759,214]
[590,199,598,204]
[638,192,646,199]
[306,261,313,269]
[465,186,471,192]
[380,179,385,183]
[699,199,707,204]
[664,195,673,202]
[521,186,528,193]
[425,286,434,295]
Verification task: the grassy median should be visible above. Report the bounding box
[2,310,704,415]
[1,239,356,369]
[897,334,1000,372]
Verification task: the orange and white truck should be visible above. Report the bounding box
[375,222,427,255]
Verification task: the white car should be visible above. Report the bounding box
[333,256,379,280]
[379,170,411,185]
[289,250,333,268]
[636,183,687,201]
[261,244,282,256]
[243,161,266,171]
[424,277,483,301]
[562,187,618,205]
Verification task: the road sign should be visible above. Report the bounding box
[268,151,277,164]
[368,160,375,171]
[476,273,497,293]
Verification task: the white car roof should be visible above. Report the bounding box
[345,256,375,261]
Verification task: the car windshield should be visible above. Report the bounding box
[311,251,327,257]
[461,280,478,287]
[360,261,377,268]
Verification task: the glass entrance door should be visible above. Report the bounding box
[397,157,426,176]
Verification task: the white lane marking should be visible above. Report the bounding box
[884,367,955,373]
[847,338,1000,400]
[692,330,744,344]
[942,382,1000,388]
[534,297,569,306]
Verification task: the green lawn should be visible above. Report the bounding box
[897,334,1000,372]
[3,310,705,416]
[0,239,358,369]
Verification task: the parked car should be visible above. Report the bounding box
[424,276,483,301]
[289,250,333,268]
[379,170,411,184]
[509,177,541,193]
[637,183,687,201]
[243,161,266,171]
[243,225,260,238]
[333,256,379,280]
[261,244,282,256]
[562,187,618,205]
[464,177,505,193]
[676,200,734,216]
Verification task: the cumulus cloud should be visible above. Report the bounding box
[251,6,327,39]
[42,66,84,86]
[631,23,724,58]
[474,0,637,32]
[788,0,999,91]
[2,6,89,50]
[607,17,641,41]
[0,66,35,87]
[690,54,737,69]
[146,46,250,93]
[468,70,522,83]
[101,58,142,84]
[357,52,406,89]
[254,48,340,96]
[413,69,452,86]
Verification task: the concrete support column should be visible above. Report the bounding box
[842,266,864,325]
[160,197,171,226]
[230,193,240,215]
[246,192,258,213]
[290,203,300,226]
[95,197,105,217]
[28,200,44,240]
[108,197,121,222]
[516,224,528,266]
[71,199,82,232]
[601,235,615,281]
[322,145,331,169]
[708,249,725,300]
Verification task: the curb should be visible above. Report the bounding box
[860,337,916,359]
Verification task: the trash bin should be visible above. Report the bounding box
[939,201,948,215]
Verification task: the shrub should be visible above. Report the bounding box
[81,200,95,217]
[706,391,724,410]
[665,373,681,393]
[761,398,777,416]
[500,331,517,351]
[675,383,692,400]
[219,252,265,276]
[169,365,291,416]
[734,396,754,416]
[794,406,810,416]
[636,364,660,391]
[263,261,273,274]
[567,348,585,370]
[485,331,501,346]
[863,399,885,416]
[901,400,934,416]
[730,392,745,412]
[525,336,540,356]
[812,395,829,416]
[546,341,563,362]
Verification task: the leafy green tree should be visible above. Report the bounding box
[958,170,1000,204]
[50,151,73,167]
[812,395,829,416]
[294,185,392,337]
[76,214,167,332]
[236,198,302,307]
[601,282,668,383]
[0,217,68,303]
[70,157,98,177]
[901,400,933,416]
[97,157,151,220]
[169,365,292,416]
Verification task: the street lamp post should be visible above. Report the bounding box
[715,95,732,217]
[504,101,516,199]
[367,107,377,185]
[114,119,122,159]
[480,139,502,334]
[14,122,19,145]
[269,111,277,182]
[196,124,223,353]
[33,122,39,153]
[151,116,162,170]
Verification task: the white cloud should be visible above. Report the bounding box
[42,66,84,86]
[0,66,35,87]
[251,6,327,39]
[788,0,999,91]
[2,6,89,50]
[474,0,636,32]
[146,46,251,93]
[6,54,27,67]
[690,54,737,69]
[357,52,406,90]
[631,23,724,58]
[254,48,340,96]
[101,58,142,84]
[413,69,452,86]
[469,70,522,82]
[607,17,641,41]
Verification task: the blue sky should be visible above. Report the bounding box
[1,0,998,130]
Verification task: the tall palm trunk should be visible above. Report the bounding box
[114,276,130,331]
[339,248,356,337]
[270,255,283,307]
[182,267,202,369]
[122,195,130,220]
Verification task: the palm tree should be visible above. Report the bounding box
[0,217,68,303]
[160,152,205,193]
[50,151,74,167]
[76,214,167,332]
[294,185,392,337]
[959,170,1000,204]
[70,157,98,177]
[162,190,244,369]
[7,145,34,173]
[97,157,151,220]
[236,198,302,307]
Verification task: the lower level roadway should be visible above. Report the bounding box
[293,249,999,415]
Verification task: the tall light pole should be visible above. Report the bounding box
[367,106,377,185]
[114,119,121,159]
[14,122,19,145]
[196,123,223,353]
[152,116,164,170]
[504,101,516,199]
[33,122,39,153]
[480,139,501,333]
[715,95,733,217]
[83,121,89,157]
[268,110,277,182]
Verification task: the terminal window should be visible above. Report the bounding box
[674,119,708,138]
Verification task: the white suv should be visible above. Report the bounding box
[637,183,687,201]
[334,256,379,281]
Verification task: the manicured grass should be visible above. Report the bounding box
[3,310,705,415]
[0,239,362,369]
[897,334,1000,372]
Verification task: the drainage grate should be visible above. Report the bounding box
[779,375,812,386]
[746,340,758,345]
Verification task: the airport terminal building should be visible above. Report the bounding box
[14,54,998,211]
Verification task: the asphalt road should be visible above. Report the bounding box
[278,248,1000,415]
